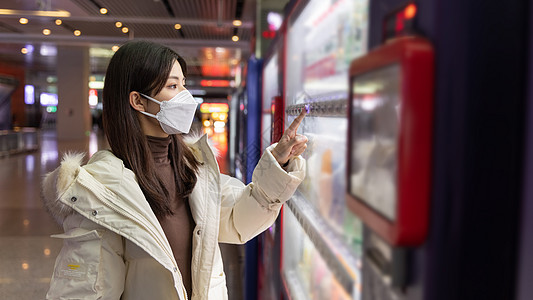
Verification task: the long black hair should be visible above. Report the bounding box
[103,40,199,217]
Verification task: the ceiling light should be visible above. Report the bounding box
[0,9,70,17]
[21,47,28,54]
[55,19,62,25]
[112,45,119,52]
[122,27,129,33]
[115,21,122,28]
[19,17,28,24]
[73,30,81,36]
[232,20,242,27]
[99,7,108,14]
[174,23,181,30]
[42,29,51,35]
[232,35,239,42]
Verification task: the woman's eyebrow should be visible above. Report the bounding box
[168,76,181,80]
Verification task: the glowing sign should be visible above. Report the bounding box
[40,93,58,106]
[46,106,57,113]
[384,2,417,40]
[89,81,104,89]
[24,85,34,104]
[200,80,230,87]
[262,30,276,39]
[89,89,98,107]
[267,12,282,31]
[200,103,229,113]
[404,4,417,19]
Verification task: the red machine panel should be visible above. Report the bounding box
[346,36,434,246]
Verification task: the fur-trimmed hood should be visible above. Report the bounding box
[42,133,218,225]
[42,152,85,225]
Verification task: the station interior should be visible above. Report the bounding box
[0,0,532,299]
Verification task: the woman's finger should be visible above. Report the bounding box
[290,134,308,146]
[272,127,307,164]
[286,109,306,136]
[290,143,307,155]
[291,144,307,156]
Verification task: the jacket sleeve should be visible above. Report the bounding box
[218,143,306,244]
[46,215,126,299]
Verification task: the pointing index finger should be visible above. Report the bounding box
[287,106,307,133]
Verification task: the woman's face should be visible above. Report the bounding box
[149,59,186,102]
[141,59,187,136]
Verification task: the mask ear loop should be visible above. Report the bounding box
[139,93,161,118]
[140,93,162,105]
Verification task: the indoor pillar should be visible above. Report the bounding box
[56,46,90,140]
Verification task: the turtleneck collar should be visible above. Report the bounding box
[146,135,172,164]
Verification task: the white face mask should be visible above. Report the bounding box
[139,90,198,134]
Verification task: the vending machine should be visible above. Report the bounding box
[280,0,369,299]
[272,0,528,299]
[346,36,434,299]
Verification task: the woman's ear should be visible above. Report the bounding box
[129,91,145,112]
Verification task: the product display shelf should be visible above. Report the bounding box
[282,268,309,300]
[283,191,362,299]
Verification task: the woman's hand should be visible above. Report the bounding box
[271,108,308,167]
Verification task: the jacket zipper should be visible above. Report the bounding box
[76,179,189,300]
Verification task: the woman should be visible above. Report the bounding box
[42,40,307,300]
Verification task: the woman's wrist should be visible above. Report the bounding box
[270,146,290,168]
[281,159,290,168]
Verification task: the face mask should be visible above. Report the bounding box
[139,90,198,134]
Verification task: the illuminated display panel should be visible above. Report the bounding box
[349,64,400,221]
[346,37,434,246]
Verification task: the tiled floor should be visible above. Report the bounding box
[0,129,109,299]
[0,128,243,299]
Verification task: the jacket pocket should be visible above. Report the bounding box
[208,271,228,300]
[47,229,103,299]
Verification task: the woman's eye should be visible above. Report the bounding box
[169,84,178,89]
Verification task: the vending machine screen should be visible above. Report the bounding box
[349,63,401,221]
[346,37,434,245]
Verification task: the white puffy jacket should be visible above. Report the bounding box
[41,134,305,300]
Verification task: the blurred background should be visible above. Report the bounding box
[0,0,531,300]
